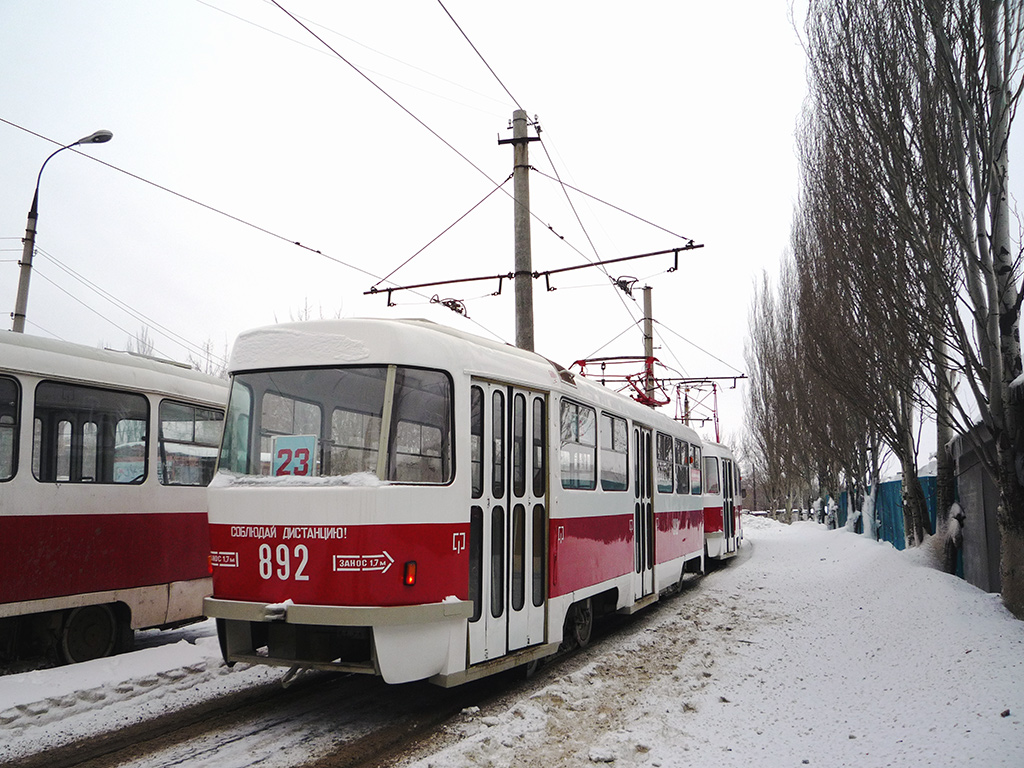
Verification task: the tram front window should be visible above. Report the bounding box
[217,365,453,484]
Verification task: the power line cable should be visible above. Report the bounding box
[270,1,500,189]
[530,167,695,242]
[436,0,523,111]
[653,318,745,375]
[261,5,619,308]
[36,247,228,365]
[31,268,177,359]
[25,318,68,342]
[0,116,375,280]
[194,0,510,119]
[373,174,512,289]
[0,116,510,348]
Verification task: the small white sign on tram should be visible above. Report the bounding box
[272,434,317,477]
[333,551,394,574]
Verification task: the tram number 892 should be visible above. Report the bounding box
[258,543,311,581]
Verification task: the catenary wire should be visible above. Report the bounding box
[36,247,228,366]
[270,1,501,190]
[373,174,512,289]
[436,0,523,111]
[530,167,695,242]
[0,116,513,352]
[654,318,745,375]
[194,0,510,119]
[30,268,178,360]
[25,318,68,341]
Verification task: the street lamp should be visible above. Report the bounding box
[11,129,114,333]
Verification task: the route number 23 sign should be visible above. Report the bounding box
[272,435,318,477]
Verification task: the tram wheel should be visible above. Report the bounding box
[60,604,118,664]
[520,657,542,679]
[570,598,593,648]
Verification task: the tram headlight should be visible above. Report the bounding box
[403,561,417,586]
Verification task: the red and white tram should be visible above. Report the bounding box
[205,319,714,686]
[0,332,226,663]
[702,440,743,561]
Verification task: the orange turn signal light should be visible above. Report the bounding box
[404,561,417,586]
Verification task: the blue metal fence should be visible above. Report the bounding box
[838,475,938,550]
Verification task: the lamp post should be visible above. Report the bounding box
[11,129,113,333]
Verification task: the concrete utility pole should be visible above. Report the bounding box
[499,109,540,352]
[643,285,655,405]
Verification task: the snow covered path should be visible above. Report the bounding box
[1,516,1022,767]
[396,517,1024,767]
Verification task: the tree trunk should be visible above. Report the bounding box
[999,513,1024,619]
[901,458,930,547]
[982,0,1024,620]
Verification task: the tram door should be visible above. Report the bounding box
[468,382,547,666]
[633,426,655,600]
[722,458,736,552]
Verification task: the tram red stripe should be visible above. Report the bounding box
[209,522,469,607]
[655,508,705,561]
[548,508,702,597]
[704,505,725,533]
[0,513,210,605]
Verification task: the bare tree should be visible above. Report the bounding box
[798,0,1024,615]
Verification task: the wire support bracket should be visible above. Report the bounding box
[365,242,703,306]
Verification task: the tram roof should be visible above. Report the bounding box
[0,330,227,404]
[229,318,561,382]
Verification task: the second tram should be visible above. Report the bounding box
[0,332,227,663]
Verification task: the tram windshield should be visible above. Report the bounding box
[218,365,453,484]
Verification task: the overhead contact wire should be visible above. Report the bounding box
[373,175,512,289]
[270,1,500,189]
[436,0,523,111]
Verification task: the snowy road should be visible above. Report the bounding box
[3,516,1022,767]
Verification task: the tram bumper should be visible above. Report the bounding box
[204,597,473,684]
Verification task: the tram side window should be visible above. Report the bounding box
[219,382,252,474]
[159,401,225,486]
[704,456,721,495]
[690,445,703,495]
[656,432,674,493]
[32,381,148,484]
[599,413,628,491]
[674,438,689,494]
[471,386,483,498]
[560,400,596,490]
[532,397,546,497]
[389,368,452,484]
[0,376,19,481]
[512,394,526,498]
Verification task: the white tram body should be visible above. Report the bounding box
[702,441,743,560]
[205,319,709,686]
[0,332,227,663]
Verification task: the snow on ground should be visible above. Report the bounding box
[2,516,1022,767]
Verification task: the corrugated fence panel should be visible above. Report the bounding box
[877,480,906,550]
[874,476,939,550]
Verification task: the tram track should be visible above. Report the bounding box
[12,664,509,768]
